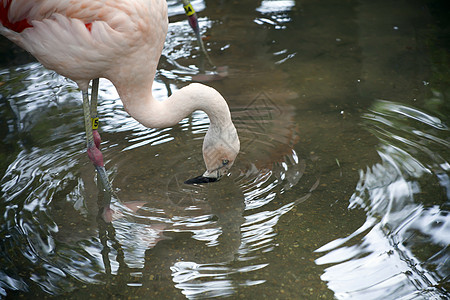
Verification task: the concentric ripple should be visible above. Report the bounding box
[315,100,450,299]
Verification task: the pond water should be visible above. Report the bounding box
[0,0,449,299]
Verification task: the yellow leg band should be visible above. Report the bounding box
[92,117,99,130]
[184,4,195,16]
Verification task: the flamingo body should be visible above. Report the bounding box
[1,0,167,91]
[1,0,239,182]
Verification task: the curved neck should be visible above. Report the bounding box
[115,82,233,130]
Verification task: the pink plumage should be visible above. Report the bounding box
[0,0,168,91]
[0,0,32,32]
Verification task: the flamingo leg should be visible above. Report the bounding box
[90,78,99,114]
[90,78,101,149]
[84,81,145,222]
[82,86,113,200]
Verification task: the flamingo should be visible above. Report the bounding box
[0,0,240,198]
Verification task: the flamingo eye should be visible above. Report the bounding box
[222,159,229,166]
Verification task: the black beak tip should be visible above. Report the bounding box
[184,175,219,184]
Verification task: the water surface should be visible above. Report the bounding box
[0,0,449,299]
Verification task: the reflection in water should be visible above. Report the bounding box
[316,100,449,299]
[0,55,317,297]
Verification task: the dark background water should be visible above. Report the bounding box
[0,0,449,299]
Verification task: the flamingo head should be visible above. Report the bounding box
[185,122,240,184]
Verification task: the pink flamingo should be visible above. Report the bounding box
[0,0,240,197]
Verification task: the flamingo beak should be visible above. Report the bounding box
[184,160,231,184]
[184,175,219,184]
[184,167,226,184]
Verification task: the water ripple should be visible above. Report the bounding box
[0,61,318,298]
[315,100,449,299]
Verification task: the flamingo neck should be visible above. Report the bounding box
[115,82,233,130]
